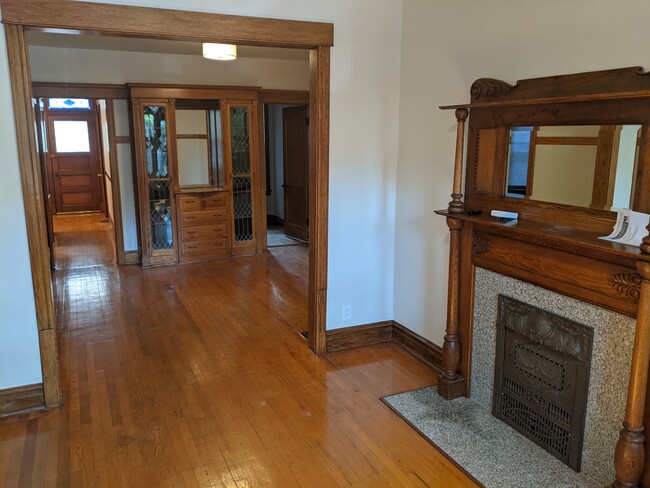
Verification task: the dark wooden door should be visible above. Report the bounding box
[47,113,102,213]
[282,105,309,241]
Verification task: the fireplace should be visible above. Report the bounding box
[492,295,593,471]
[471,268,636,485]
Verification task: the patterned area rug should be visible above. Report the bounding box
[383,386,604,488]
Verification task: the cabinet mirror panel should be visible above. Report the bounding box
[505,125,641,210]
[175,106,223,188]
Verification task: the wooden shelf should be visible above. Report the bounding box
[436,210,649,267]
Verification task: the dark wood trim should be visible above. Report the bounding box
[123,250,140,265]
[176,134,208,140]
[259,89,310,105]
[1,0,334,48]
[4,23,62,408]
[0,383,45,417]
[115,136,131,144]
[325,321,444,374]
[307,46,330,354]
[128,84,260,101]
[105,99,126,266]
[393,322,443,374]
[326,321,394,352]
[31,82,128,99]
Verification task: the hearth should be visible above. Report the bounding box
[493,296,593,471]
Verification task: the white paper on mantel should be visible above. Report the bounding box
[600,208,650,247]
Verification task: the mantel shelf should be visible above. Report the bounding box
[435,210,650,268]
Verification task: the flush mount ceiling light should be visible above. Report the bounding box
[202,43,237,60]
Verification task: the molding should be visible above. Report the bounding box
[32,82,128,99]
[393,322,443,373]
[325,321,444,374]
[123,250,140,265]
[0,383,45,417]
[326,321,394,352]
[259,89,310,105]
[1,0,334,49]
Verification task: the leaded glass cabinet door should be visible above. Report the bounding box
[222,100,261,256]
[132,99,178,267]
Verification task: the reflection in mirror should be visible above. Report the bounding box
[176,106,223,187]
[505,125,641,210]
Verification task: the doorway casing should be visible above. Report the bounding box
[1,0,332,408]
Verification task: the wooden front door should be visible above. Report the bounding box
[47,112,102,213]
[282,105,309,241]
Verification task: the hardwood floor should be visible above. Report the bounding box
[0,227,475,487]
[53,213,115,269]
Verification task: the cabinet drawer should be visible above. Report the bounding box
[178,195,201,211]
[205,193,227,208]
[182,224,228,241]
[182,239,228,254]
[181,208,227,226]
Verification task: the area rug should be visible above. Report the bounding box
[382,386,603,488]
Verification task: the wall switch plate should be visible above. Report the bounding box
[342,304,352,321]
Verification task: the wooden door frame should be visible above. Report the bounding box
[2,0,332,407]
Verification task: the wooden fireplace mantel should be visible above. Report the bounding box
[437,67,650,488]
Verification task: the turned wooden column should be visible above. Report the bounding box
[613,226,650,488]
[438,108,469,400]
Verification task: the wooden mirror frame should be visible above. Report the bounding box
[438,67,650,487]
[1,0,333,410]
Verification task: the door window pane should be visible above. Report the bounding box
[53,120,90,153]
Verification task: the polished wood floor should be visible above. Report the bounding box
[0,216,475,487]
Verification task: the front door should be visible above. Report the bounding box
[47,112,102,213]
[282,105,309,241]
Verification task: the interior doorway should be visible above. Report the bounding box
[37,96,117,269]
[265,103,309,248]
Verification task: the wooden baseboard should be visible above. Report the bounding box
[325,320,443,373]
[393,321,443,374]
[123,250,140,265]
[0,383,45,417]
[326,321,394,352]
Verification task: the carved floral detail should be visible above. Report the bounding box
[470,78,514,100]
[609,273,641,300]
[472,235,490,255]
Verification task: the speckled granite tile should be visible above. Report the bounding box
[385,386,601,488]
[471,267,636,485]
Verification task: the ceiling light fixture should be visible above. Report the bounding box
[202,43,237,61]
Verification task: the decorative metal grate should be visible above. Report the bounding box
[144,106,168,178]
[233,177,253,242]
[493,296,593,471]
[149,181,173,250]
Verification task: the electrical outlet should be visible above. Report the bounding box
[342,304,352,321]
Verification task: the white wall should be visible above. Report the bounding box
[395,0,650,345]
[0,16,44,389]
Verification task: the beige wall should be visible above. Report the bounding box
[395,0,650,345]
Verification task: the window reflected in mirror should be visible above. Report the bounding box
[176,104,223,188]
[505,125,641,210]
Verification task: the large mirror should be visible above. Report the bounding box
[505,125,641,210]
[175,101,224,188]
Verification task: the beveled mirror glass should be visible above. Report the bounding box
[505,125,641,210]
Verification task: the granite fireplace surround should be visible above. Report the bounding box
[471,267,636,485]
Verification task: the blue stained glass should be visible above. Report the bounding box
[48,98,91,110]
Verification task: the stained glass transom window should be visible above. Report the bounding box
[144,106,169,178]
[48,98,91,110]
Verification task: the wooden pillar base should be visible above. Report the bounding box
[437,374,466,400]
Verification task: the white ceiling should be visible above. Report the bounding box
[26,30,309,61]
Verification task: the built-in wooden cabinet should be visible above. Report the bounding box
[130,85,264,267]
[177,191,230,263]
